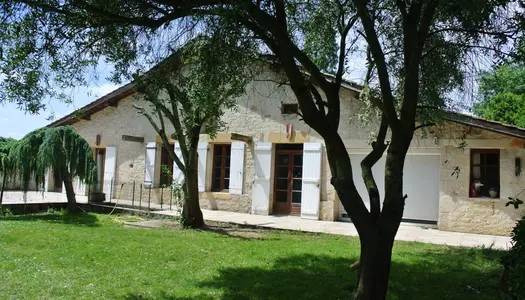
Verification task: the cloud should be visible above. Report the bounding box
[87,83,121,99]
[2,118,8,123]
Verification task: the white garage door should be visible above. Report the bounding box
[340,154,440,223]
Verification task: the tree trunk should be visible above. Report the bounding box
[62,177,78,213]
[0,169,7,205]
[181,148,204,228]
[353,135,409,300]
[353,230,397,300]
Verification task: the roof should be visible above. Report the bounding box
[46,68,525,141]
[47,82,136,127]
[47,60,363,128]
[445,112,525,139]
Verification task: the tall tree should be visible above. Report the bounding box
[8,126,97,212]
[474,64,525,127]
[0,1,520,299]
[0,137,17,205]
[132,34,254,228]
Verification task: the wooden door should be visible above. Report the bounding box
[273,145,303,215]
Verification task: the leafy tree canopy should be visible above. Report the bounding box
[0,137,16,173]
[8,126,97,192]
[474,64,525,128]
[1,0,523,298]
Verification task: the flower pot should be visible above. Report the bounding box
[489,190,498,199]
[89,192,106,203]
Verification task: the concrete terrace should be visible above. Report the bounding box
[1,191,513,250]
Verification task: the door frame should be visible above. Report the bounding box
[272,147,303,216]
[94,147,106,192]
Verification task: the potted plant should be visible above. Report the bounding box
[489,186,498,198]
[88,192,106,203]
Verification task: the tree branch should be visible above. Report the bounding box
[133,103,185,172]
[414,123,435,131]
[361,114,389,222]
[353,0,399,130]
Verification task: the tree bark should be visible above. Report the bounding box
[353,231,396,300]
[0,169,7,205]
[62,170,78,213]
[181,145,204,228]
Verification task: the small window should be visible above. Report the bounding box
[470,149,500,198]
[160,145,174,186]
[212,144,231,191]
[281,103,299,114]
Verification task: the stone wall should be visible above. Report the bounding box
[69,70,364,220]
[68,66,525,233]
[438,130,525,235]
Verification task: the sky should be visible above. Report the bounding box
[0,50,370,141]
[0,62,122,140]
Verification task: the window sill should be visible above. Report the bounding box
[201,191,232,200]
[469,196,501,201]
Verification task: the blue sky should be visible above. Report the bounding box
[0,82,121,140]
[0,51,368,140]
[0,62,122,140]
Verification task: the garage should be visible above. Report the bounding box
[340,153,441,224]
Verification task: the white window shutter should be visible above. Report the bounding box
[300,142,322,220]
[173,142,184,184]
[103,146,117,198]
[251,142,272,215]
[197,142,208,192]
[144,142,156,187]
[229,142,245,195]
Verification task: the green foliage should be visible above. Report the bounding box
[506,197,524,210]
[0,137,16,174]
[502,215,525,299]
[287,1,342,72]
[136,29,256,140]
[8,126,97,192]
[474,64,525,127]
[0,206,13,217]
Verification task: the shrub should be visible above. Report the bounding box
[501,215,525,299]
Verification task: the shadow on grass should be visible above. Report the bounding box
[0,212,100,227]
[200,224,281,241]
[121,247,504,300]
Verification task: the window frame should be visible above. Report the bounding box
[211,144,231,192]
[159,144,174,187]
[469,149,500,198]
[281,103,299,115]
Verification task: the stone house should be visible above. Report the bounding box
[47,68,525,236]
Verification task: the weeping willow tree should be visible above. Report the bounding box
[0,137,16,205]
[9,126,97,212]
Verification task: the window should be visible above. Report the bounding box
[160,145,174,186]
[470,149,500,198]
[212,144,231,191]
[281,103,299,114]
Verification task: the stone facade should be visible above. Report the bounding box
[438,125,525,235]
[65,69,525,235]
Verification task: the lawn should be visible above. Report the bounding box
[0,213,504,300]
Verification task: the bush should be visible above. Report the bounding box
[501,215,525,299]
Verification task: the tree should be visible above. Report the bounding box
[8,126,97,213]
[132,34,255,228]
[0,1,520,299]
[474,64,525,128]
[0,137,17,205]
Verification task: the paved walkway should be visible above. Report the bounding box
[154,209,512,250]
[2,192,513,250]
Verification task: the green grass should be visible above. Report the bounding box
[0,213,504,300]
